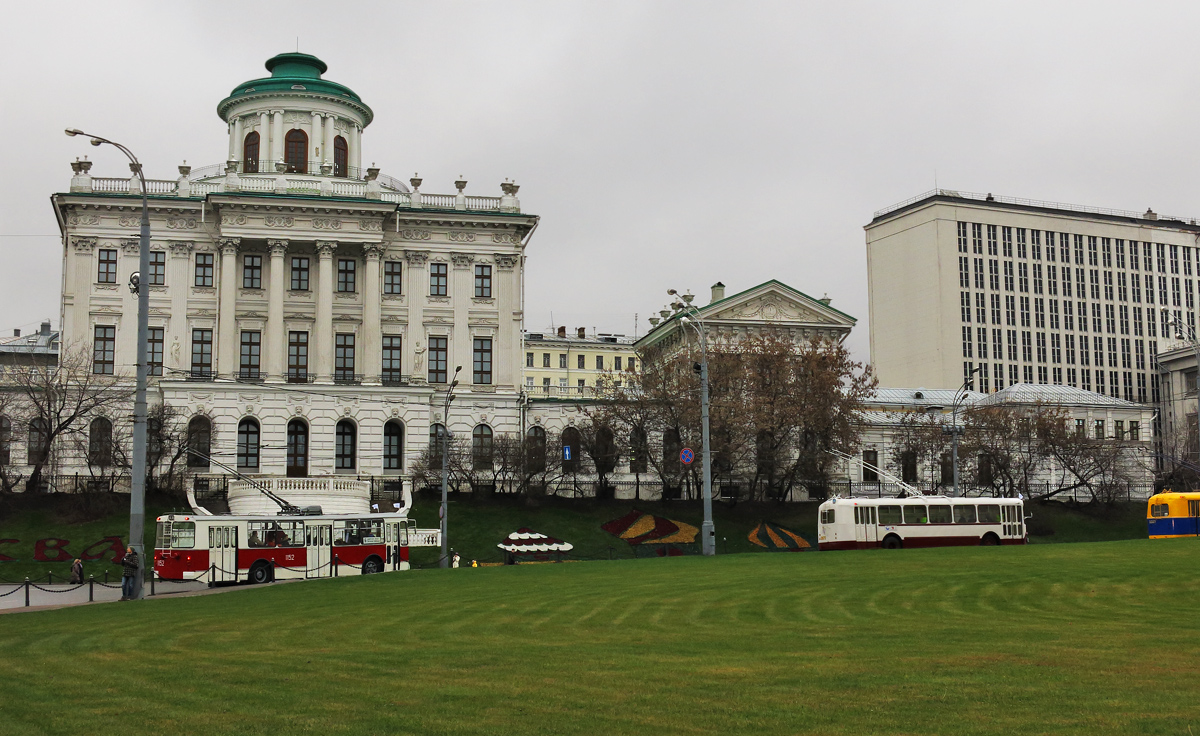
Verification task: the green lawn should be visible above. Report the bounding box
[1,539,1197,735]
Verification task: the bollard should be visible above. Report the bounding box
[24,577,29,607]
[608,546,614,560]
[209,563,215,588]
[47,571,52,585]
[150,573,155,597]
[104,569,109,584]
[88,575,94,602]
[334,556,339,577]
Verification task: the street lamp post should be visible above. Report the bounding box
[943,367,980,497]
[1163,309,1200,462]
[66,129,150,599]
[440,365,462,568]
[669,289,715,556]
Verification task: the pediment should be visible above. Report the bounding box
[704,284,854,328]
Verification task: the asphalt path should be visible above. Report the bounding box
[0,578,286,613]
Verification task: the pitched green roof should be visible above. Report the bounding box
[217,53,373,125]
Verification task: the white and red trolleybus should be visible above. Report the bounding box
[154,512,437,584]
[817,495,1027,550]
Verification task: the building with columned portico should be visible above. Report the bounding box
[50,53,537,508]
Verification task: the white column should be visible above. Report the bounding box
[363,244,383,385]
[167,241,194,372]
[324,114,336,167]
[352,124,362,172]
[258,112,270,168]
[314,241,337,382]
[404,250,429,381]
[232,117,243,162]
[217,238,240,378]
[310,112,323,167]
[266,239,288,382]
[495,255,517,388]
[227,120,237,161]
[271,110,284,165]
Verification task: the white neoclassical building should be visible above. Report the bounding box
[51,53,537,505]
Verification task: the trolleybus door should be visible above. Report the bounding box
[864,506,878,545]
[1189,499,1199,536]
[209,525,238,583]
[853,506,867,548]
[385,522,397,570]
[306,523,331,578]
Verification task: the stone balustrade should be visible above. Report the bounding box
[227,476,372,516]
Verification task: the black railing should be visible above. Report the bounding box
[381,373,409,387]
[236,370,265,383]
[186,369,214,381]
[287,372,317,384]
[333,374,363,385]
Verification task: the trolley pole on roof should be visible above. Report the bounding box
[66,128,150,599]
[440,366,461,569]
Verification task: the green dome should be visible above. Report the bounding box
[217,53,373,125]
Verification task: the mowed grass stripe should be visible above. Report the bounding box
[0,540,1197,735]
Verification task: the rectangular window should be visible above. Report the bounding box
[383,336,403,384]
[1051,333,1061,364]
[628,358,636,371]
[1095,420,1105,439]
[1036,332,1047,363]
[384,261,402,294]
[973,223,983,254]
[1007,329,1017,360]
[957,222,968,254]
[1005,295,1016,325]
[1018,263,1029,292]
[526,352,534,367]
[1002,227,1013,257]
[1082,368,1091,391]
[1104,271,1114,301]
[1079,301,1088,332]
[1034,298,1045,328]
[559,354,567,369]
[1117,272,1127,302]
[1047,265,1057,296]
[337,259,356,293]
[1119,305,1129,335]
[430,263,448,296]
[288,331,308,381]
[962,326,973,358]
[961,291,971,323]
[1088,237,1098,266]
[1020,296,1030,327]
[1021,331,1032,362]
[194,253,214,287]
[474,265,492,298]
[959,256,970,288]
[977,326,988,359]
[1090,269,1100,300]
[1033,263,1043,294]
[148,251,166,285]
[1017,228,1027,259]
[98,249,117,284]
[242,255,262,289]
[239,331,261,379]
[1066,334,1075,364]
[1062,266,1072,297]
[1158,243,1167,272]
[1064,301,1074,331]
[1093,303,1103,333]
[1049,299,1059,330]
[335,333,356,381]
[1046,232,1056,261]
[577,354,585,369]
[991,293,1001,325]
[596,355,604,370]
[974,257,985,289]
[191,329,212,377]
[976,292,986,323]
[147,327,163,376]
[1074,234,1085,265]
[1004,261,1014,291]
[92,325,115,374]
[1171,244,1180,274]
[291,256,310,291]
[473,338,493,384]
[1102,238,1112,268]
[428,337,448,383]
[1031,229,1042,260]
[1106,304,1116,334]
[542,353,550,368]
[987,225,998,256]
[989,259,1000,290]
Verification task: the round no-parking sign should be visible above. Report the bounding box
[680,448,694,465]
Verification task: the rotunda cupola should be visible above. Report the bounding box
[216,53,373,177]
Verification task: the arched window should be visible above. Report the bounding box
[561,426,582,473]
[284,129,308,173]
[336,420,356,470]
[526,426,546,473]
[287,419,308,478]
[333,135,348,178]
[186,416,211,469]
[472,424,493,471]
[384,420,405,471]
[27,418,48,465]
[594,426,618,475]
[429,423,447,467]
[88,417,113,467]
[629,427,648,474]
[0,416,10,466]
[243,131,260,173]
[237,418,260,469]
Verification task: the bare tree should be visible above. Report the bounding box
[6,344,134,493]
[888,411,950,489]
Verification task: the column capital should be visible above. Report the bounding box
[271,109,284,116]
[267,239,289,256]
[495,253,519,271]
[315,240,338,258]
[363,243,385,260]
[168,240,195,257]
[450,252,475,269]
[404,249,429,265]
[71,236,97,253]
[219,237,241,255]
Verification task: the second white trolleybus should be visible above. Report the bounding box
[817,495,1026,550]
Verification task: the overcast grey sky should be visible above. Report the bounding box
[3,1,1200,361]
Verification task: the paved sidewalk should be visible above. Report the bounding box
[0,578,265,613]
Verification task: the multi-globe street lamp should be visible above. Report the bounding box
[942,366,980,497]
[440,365,462,568]
[66,128,151,599]
[668,289,715,556]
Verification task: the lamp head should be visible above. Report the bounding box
[64,128,83,137]
[1176,332,1185,341]
[667,288,678,296]
[680,316,691,324]
[90,139,103,147]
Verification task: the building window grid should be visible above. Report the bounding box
[1064,301,1074,330]
[430,263,448,296]
[1088,237,1098,266]
[337,259,356,293]
[1049,299,1059,330]
[93,325,115,374]
[382,336,403,382]
[977,327,988,359]
[242,255,262,289]
[1002,227,1012,257]
[147,327,163,376]
[288,331,308,380]
[1007,330,1017,361]
[974,258,985,289]
[384,261,402,294]
[148,251,166,286]
[1030,229,1041,260]
[239,331,261,378]
[976,293,987,323]
[474,265,492,298]
[98,250,117,284]
[428,336,448,383]
[1016,228,1027,259]
[1018,263,1029,292]
[957,222,969,253]
[291,256,310,291]
[194,253,214,287]
[191,329,213,377]
[473,338,493,385]
[335,334,356,381]
[1102,238,1112,268]
[972,224,983,254]
[987,225,998,256]
[1005,295,1016,326]
[990,294,1001,324]
[1020,297,1030,327]
[1034,298,1045,328]
[989,260,1000,290]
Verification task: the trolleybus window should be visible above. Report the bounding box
[977,505,1001,524]
[953,505,977,524]
[878,505,902,525]
[820,508,836,525]
[248,521,303,547]
[929,505,952,524]
[334,519,383,546]
[902,505,928,524]
[155,521,195,549]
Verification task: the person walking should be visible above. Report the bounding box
[70,558,83,584]
[120,546,140,601]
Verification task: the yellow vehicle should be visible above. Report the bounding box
[1146,491,1200,539]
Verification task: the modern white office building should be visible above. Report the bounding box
[866,188,1200,403]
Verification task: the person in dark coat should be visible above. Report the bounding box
[70,558,83,584]
[120,546,140,600]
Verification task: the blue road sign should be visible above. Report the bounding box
[680,448,694,465]
[563,446,572,461]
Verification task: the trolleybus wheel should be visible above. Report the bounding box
[980,533,1000,546]
[248,561,273,584]
[362,556,383,575]
[881,535,903,550]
